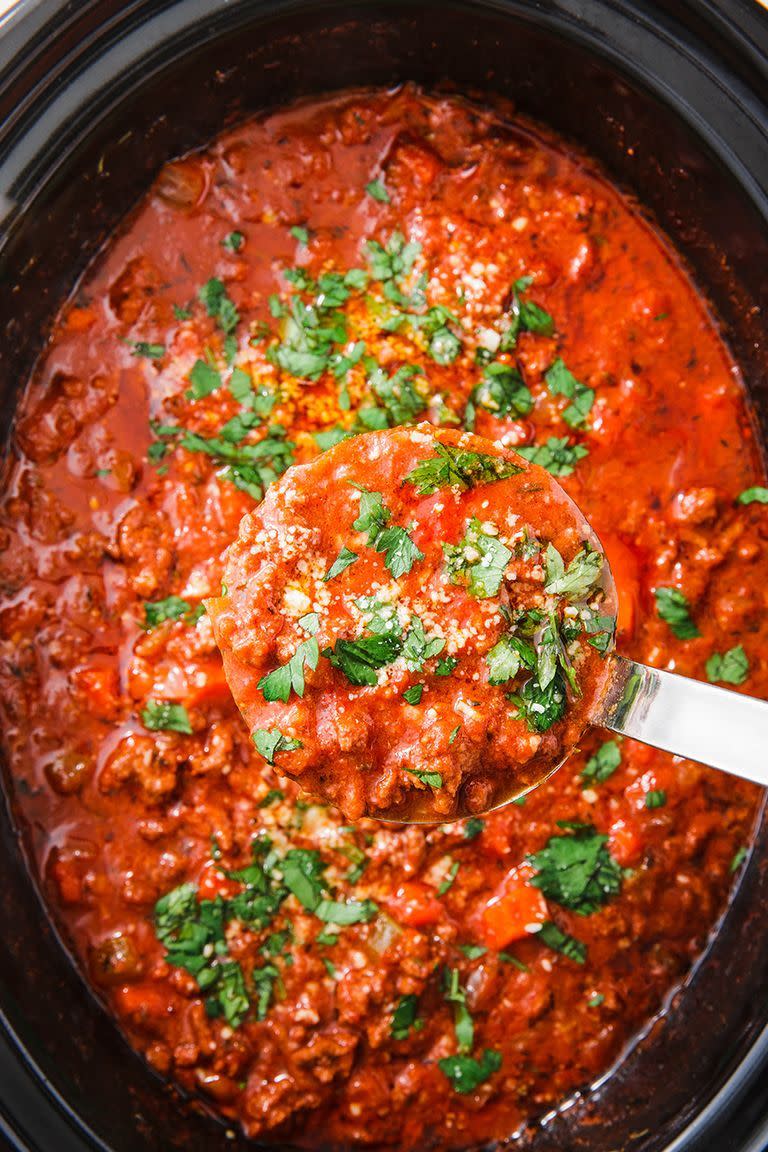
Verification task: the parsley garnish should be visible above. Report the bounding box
[391,994,424,1039]
[258,637,320,702]
[654,587,700,639]
[366,178,390,203]
[508,668,567,733]
[366,231,421,283]
[463,817,485,840]
[737,486,768,505]
[406,767,443,788]
[438,1050,502,1094]
[186,359,222,400]
[323,546,358,582]
[259,789,284,808]
[198,277,240,334]
[465,362,532,429]
[324,634,401,686]
[517,436,588,477]
[486,632,536,685]
[730,846,748,873]
[645,790,667,809]
[290,225,309,245]
[141,700,192,735]
[443,519,512,599]
[143,595,193,629]
[581,739,621,783]
[130,341,165,360]
[222,230,244,252]
[253,728,303,765]
[443,967,473,1053]
[458,943,487,959]
[544,543,603,601]
[405,441,522,495]
[537,920,586,963]
[528,824,622,914]
[403,684,424,705]
[402,615,445,670]
[436,655,459,676]
[545,358,594,428]
[439,859,460,895]
[280,848,378,924]
[499,275,554,349]
[367,362,428,425]
[351,486,424,578]
[706,645,749,685]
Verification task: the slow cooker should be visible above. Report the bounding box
[1,1,768,1150]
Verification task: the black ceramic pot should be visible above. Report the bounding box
[1,2,768,1150]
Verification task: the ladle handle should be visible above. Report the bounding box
[597,655,768,788]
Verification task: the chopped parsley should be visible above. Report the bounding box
[463,817,485,841]
[367,363,428,425]
[180,425,295,503]
[351,487,424,577]
[443,519,512,599]
[486,632,536,686]
[366,178,390,203]
[654,587,700,640]
[258,637,320,702]
[517,436,588,477]
[545,358,594,428]
[391,994,424,1039]
[581,739,621,783]
[443,967,473,1053]
[537,920,586,964]
[706,644,749,685]
[323,546,359,582]
[253,728,303,765]
[465,361,532,429]
[403,684,424,705]
[406,767,443,788]
[143,595,193,629]
[458,943,487,959]
[544,543,603,601]
[438,860,460,895]
[448,724,461,745]
[402,615,445,670]
[324,633,401,687]
[587,992,605,1008]
[436,655,459,676]
[508,668,567,733]
[259,789,285,808]
[737,486,768,505]
[222,230,244,252]
[141,700,192,735]
[645,789,667,809]
[290,225,309,245]
[280,848,378,924]
[130,341,165,360]
[528,824,622,914]
[405,441,522,495]
[499,275,554,349]
[366,231,421,283]
[198,277,240,334]
[438,1050,502,1094]
[730,846,748,873]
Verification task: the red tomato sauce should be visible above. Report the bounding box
[207,424,617,821]
[0,87,765,1150]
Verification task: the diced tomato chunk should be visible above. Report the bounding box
[608,818,643,866]
[70,664,119,717]
[115,983,174,1023]
[183,659,232,707]
[385,881,444,927]
[473,863,548,950]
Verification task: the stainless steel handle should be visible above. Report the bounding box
[597,655,768,788]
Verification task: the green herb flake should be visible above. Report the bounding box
[253,728,303,765]
[259,789,285,808]
[706,645,749,686]
[405,441,521,495]
[438,860,460,896]
[443,967,474,1053]
[517,436,588,477]
[443,519,512,599]
[324,633,401,687]
[222,230,245,253]
[141,700,192,735]
[448,724,461,745]
[187,358,222,400]
[645,789,667,810]
[730,846,748,873]
[545,358,595,428]
[130,341,165,360]
[323,546,359,582]
[403,684,424,705]
[654,587,700,640]
[458,943,487,960]
[581,739,622,784]
[463,817,484,840]
[406,767,443,788]
[528,824,621,915]
[537,920,586,964]
[544,543,603,601]
[436,655,459,676]
[258,637,320,702]
[391,994,424,1040]
[143,595,192,629]
[365,179,390,203]
[737,486,768,505]
[587,992,605,1007]
[438,1050,502,1094]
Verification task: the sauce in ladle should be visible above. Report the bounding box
[206,425,617,820]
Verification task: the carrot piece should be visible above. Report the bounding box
[473,863,548,950]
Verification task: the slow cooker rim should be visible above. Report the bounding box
[1,2,768,1151]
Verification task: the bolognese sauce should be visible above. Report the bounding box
[206,425,617,821]
[0,86,764,1149]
